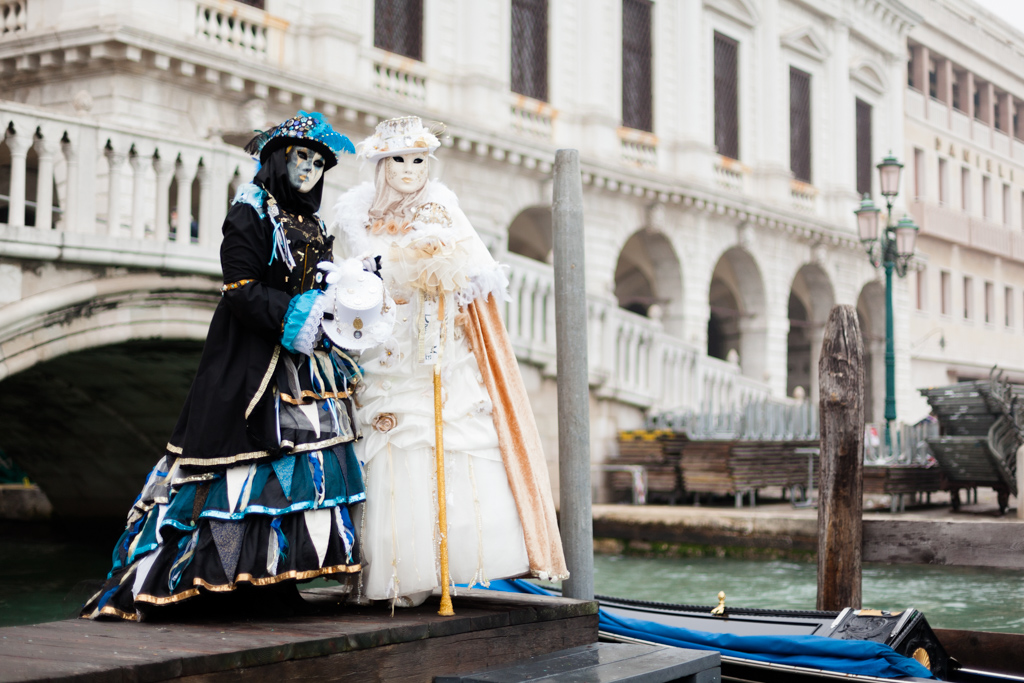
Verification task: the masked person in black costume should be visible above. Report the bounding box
[82,112,389,620]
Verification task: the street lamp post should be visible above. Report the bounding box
[853,153,919,457]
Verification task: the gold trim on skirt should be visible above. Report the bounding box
[134,563,362,606]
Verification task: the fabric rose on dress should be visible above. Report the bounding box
[386,224,470,295]
[372,412,397,433]
[378,337,401,368]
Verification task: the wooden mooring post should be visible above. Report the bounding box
[817,305,865,611]
[553,149,594,601]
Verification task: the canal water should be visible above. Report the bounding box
[2,522,1022,633]
[590,554,1024,634]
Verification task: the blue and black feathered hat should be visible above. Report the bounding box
[244,111,355,170]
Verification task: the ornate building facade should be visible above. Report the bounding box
[902,0,1024,419]
[6,0,1016,505]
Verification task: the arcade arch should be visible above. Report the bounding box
[506,206,552,263]
[707,247,767,381]
[787,264,835,400]
[613,229,683,336]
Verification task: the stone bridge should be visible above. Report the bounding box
[0,102,775,517]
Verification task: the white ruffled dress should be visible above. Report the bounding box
[331,181,529,601]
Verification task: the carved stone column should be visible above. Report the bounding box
[174,155,199,242]
[61,138,79,233]
[197,161,216,247]
[32,137,59,231]
[104,147,128,236]
[153,155,174,242]
[5,130,33,229]
[129,153,149,240]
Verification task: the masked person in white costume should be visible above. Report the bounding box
[332,117,568,607]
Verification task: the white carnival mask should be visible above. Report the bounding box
[384,151,429,194]
[286,146,325,193]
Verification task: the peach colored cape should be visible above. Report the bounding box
[465,295,569,581]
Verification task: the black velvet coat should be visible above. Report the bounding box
[166,152,331,471]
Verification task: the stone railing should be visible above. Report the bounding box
[373,61,427,104]
[502,252,775,414]
[0,101,253,275]
[0,102,776,414]
[648,399,817,441]
[790,180,817,213]
[713,156,745,193]
[193,1,285,63]
[618,128,657,170]
[1,0,26,35]
[510,95,554,141]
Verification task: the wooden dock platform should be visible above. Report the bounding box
[0,587,598,683]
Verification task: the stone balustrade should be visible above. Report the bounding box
[0,101,254,276]
[0,0,25,35]
[510,96,555,141]
[502,252,774,414]
[373,61,427,105]
[0,101,774,414]
[713,157,745,193]
[192,1,289,64]
[790,180,817,214]
[618,129,658,170]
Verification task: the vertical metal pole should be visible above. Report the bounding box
[552,149,594,601]
[884,253,896,457]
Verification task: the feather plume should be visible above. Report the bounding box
[243,129,272,157]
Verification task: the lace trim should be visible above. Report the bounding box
[455,265,510,307]
[291,291,329,356]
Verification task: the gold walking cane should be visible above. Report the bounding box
[434,295,455,616]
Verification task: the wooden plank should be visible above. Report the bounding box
[434,643,720,683]
[172,614,598,683]
[934,628,1024,676]
[0,590,598,683]
[863,520,1024,569]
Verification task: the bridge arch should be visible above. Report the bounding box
[0,273,218,380]
[0,274,218,516]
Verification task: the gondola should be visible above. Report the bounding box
[487,580,1024,682]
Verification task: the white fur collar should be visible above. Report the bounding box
[329,180,461,258]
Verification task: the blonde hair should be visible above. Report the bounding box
[367,157,430,224]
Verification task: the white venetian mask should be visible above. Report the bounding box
[286,146,325,193]
[384,151,429,194]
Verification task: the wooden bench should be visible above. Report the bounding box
[609,431,685,504]
[926,436,1013,513]
[920,377,1021,513]
[680,439,818,507]
[863,465,945,512]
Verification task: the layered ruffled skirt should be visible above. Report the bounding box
[83,351,365,621]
